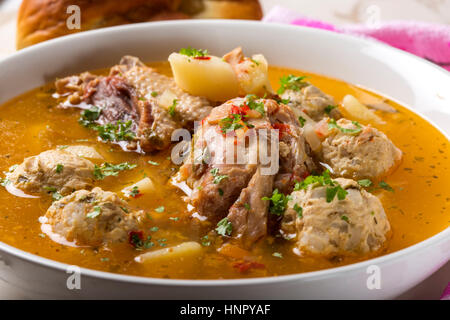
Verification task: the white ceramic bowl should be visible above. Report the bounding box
[0,20,449,299]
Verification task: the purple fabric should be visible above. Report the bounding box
[441,283,450,300]
[263,6,450,71]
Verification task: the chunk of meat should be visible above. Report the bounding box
[44,187,144,246]
[8,149,94,195]
[179,97,316,246]
[227,168,273,246]
[281,84,341,121]
[55,56,212,152]
[281,178,390,257]
[321,118,402,179]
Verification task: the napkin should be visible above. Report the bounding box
[263,6,450,72]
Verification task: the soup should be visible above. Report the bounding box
[0,49,448,280]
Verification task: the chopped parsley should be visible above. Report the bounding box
[210,168,228,184]
[244,94,265,115]
[129,186,140,198]
[86,206,101,219]
[293,203,303,218]
[78,106,101,127]
[294,170,348,203]
[120,206,129,213]
[277,74,308,95]
[328,119,362,135]
[262,189,291,216]
[168,99,177,117]
[379,181,394,192]
[298,116,306,127]
[179,47,209,58]
[129,231,154,250]
[341,215,350,223]
[358,179,373,187]
[272,252,283,259]
[250,58,260,66]
[0,177,10,187]
[201,235,211,246]
[52,191,63,201]
[155,206,165,213]
[94,120,136,142]
[149,226,159,232]
[55,164,64,173]
[219,114,245,134]
[151,91,158,97]
[218,188,224,196]
[326,185,348,203]
[244,203,251,211]
[324,105,337,114]
[147,160,159,166]
[216,217,232,236]
[43,186,62,201]
[93,162,137,180]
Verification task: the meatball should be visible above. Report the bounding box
[44,187,144,246]
[321,119,402,179]
[281,178,390,257]
[281,84,341,121]
[8,149,95,195]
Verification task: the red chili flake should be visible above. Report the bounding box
[194,56,211,60]
[272,123,291,138]
[233,261,265,273]
[231,104,249,116]
[128,230,144,248]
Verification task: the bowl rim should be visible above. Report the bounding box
[0,19,449,286]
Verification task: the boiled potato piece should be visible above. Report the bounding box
[235,54,273,96]
[342,95,384,124]
[122,177,154,197]
[135,241,202,263]
[64,145,103,160]
[169,52,239,101]
[157,89,178,110]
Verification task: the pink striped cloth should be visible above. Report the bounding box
[441,283,450,300]
[263,6,450,72]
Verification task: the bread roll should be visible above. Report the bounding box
[17,0,263,49]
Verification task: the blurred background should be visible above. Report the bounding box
[0,0,448,299]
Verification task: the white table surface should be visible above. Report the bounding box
[0,0,448,299]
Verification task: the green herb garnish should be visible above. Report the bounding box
[93,162,136,180]
[262,189,290,216]
[168,99,177,117]
[358,179,373,187]
[277,74,308,95]
[87,206,101,219]
[155,206,165,213]
[328,119,362,135]
[298,116,306,127]
[379,181,394,192]
[324,105,337,114]
[55,164,64,173]
[293,203,303,218]
[210,168,228,184]
[179,47,209,58]
[216,217,232,236]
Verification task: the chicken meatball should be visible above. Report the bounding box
[8,149,95,195]
[281,84,341,121]
[281,178,390,257]
[321,119,402,179]
[44,187,144,246]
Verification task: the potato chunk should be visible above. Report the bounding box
[135,241,202,263]
[342,95,384,124]
[169,52,239,101]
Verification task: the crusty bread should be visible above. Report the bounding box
[17,0,263,49]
